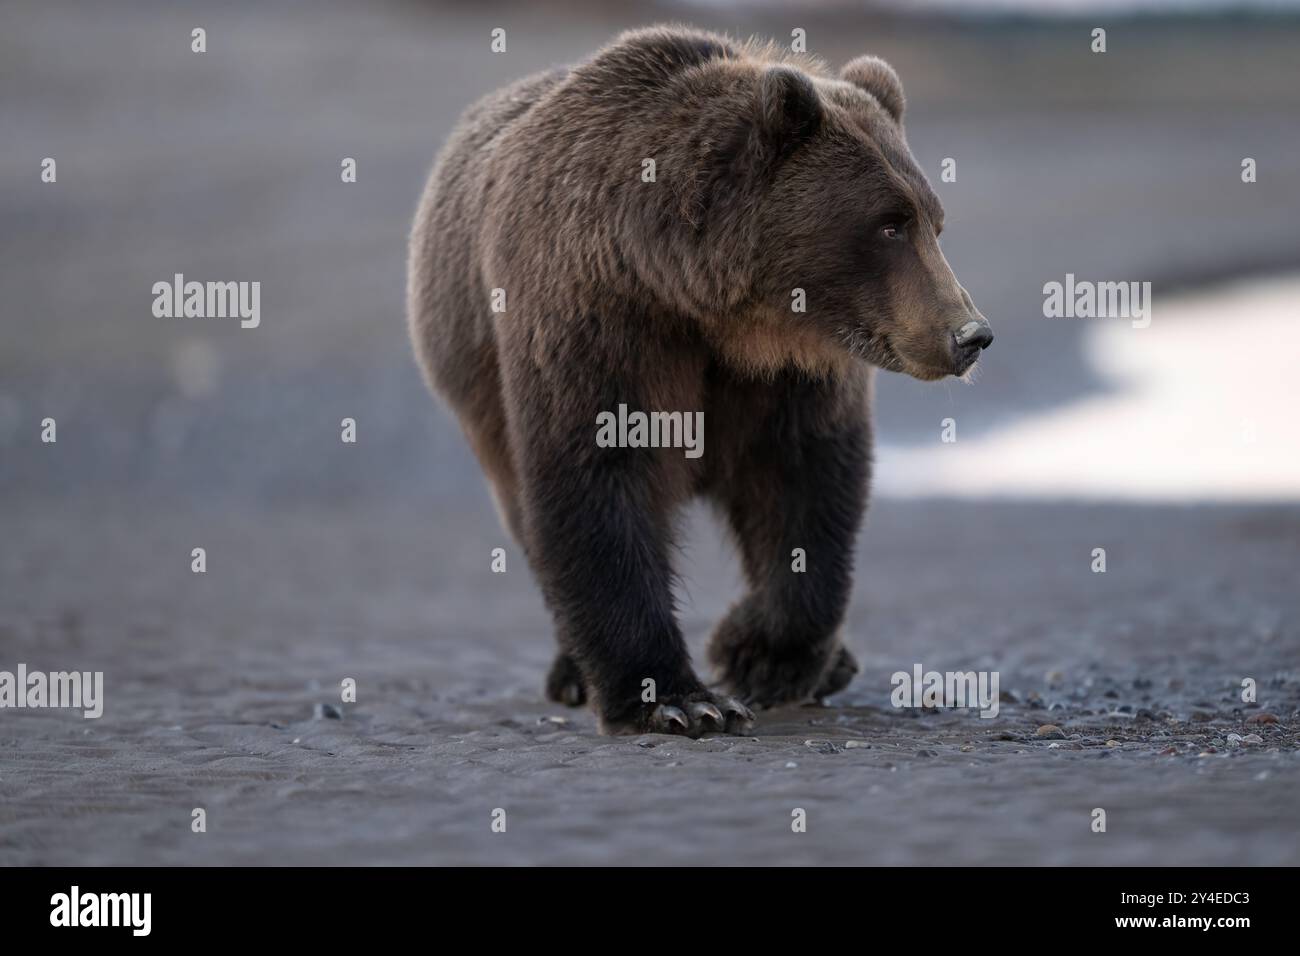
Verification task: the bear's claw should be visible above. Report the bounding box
[652,704,690,733]
[720,696,756,734]
[689,701,724,727]
[607,692,755,737]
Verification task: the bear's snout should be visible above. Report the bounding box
[953,318,994,351]
[949,317,993,374]
[947,285,992,374]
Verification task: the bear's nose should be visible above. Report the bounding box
[954,320,993,351]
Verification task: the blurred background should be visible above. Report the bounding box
[2,0,1299,503]
[1,0,1298,866]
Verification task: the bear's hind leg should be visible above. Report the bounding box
[463,413,594,707]
[545,651,587,706]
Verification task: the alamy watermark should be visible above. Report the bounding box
[50,886,150,936]
[890,663,1000,718]
[1043,273,1151,328]
[0,664,103,718]
[596,403,703,459]
[152,273,260,328]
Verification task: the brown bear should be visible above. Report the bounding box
[407,26,992,736]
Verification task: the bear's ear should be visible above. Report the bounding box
[757,66,822,148]
[840,55,905,123]
[688,65,820,224]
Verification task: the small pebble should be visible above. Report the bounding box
[1105,739,1121,747]
[1036,724,1066,740]
[1242,733,1264,745]
[844,740,870,749]
[804,739,840,754]
[1227,732,1244,747]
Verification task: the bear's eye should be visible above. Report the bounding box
[881,224,903,240]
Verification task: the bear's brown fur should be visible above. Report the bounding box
[407,26,990,735]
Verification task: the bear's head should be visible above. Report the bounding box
[704,51,992,381]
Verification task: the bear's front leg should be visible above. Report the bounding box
[521,449,753,735]
[504,347,753,737]
[706,372,871,708]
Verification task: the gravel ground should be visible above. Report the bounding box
[1,499,1296,865]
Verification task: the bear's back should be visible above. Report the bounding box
[473,29,765,311]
